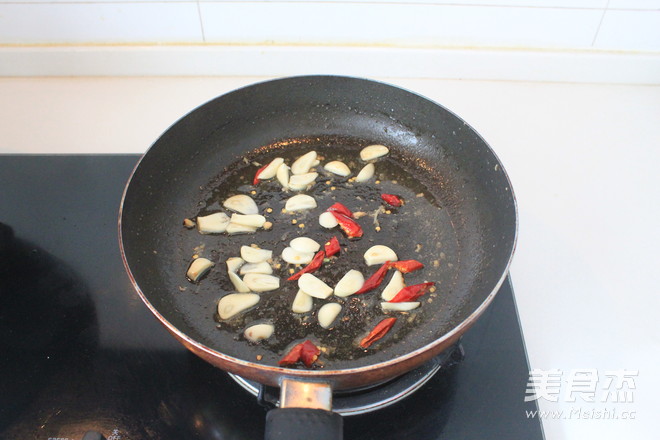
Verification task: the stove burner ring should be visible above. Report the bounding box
[228,342,464,416]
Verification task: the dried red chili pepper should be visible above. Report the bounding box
[360,317,397,349]
[252,164,268,185]
[331,212,363,239]
[387,259,424,273]
[381,193,403,207]
[389,282,435,303]
[287,250,325,281]
[324,236,341,257]
[299,340,321,367]
[327,202,354,218]
[354,262,390,295]
[278,340,320,368]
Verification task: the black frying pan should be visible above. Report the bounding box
[119,76,517,439]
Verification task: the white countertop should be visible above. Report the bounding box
[1,76,658,439]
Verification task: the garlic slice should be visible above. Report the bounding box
[288,172,319,191]
[217,293,260,319]
[239,261,273,275]
[298,273,333,299]
[364,245,398,266]
[381,270,405,301]
[244,323,275,342]
[223,194,259,215]
[258,157,284,180]
[381,302,420,311]
[291,151,318,175]
[281,246,314,265]
[290,237,321,253]
[240,245,273,263]
[292,289,314,313]
[360,144,389,161]
[226,257,245,274]
[319,211,339,228]
[186,257,214,282]
[318,303,342,329]
[333,269,364,297]
[355,163,375,182]
[229,271,251,293]
[230,213,267,228]
[285,194,317,212]
[243,273,280,292]
[226,222,258,235]
[324,161,351,177]
[276,163,290,189]
[196,212,230,234]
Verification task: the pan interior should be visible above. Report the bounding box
[120,76,516,372]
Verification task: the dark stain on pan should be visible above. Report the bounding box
[172,136,461,370]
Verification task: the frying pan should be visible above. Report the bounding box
[119,75,517,439]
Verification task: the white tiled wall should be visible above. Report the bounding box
[0,0,659,52]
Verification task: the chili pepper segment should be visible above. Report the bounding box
[381,193,403,207]
[253,164,269,185]
[354,262,390,295]
[278,340,321,368]
[288,250,325,281]
[324,236,341,257]
[327,202,354,218]
[360,317,397,349]
[389,282,435,303]
[387,259,424,273]
[331,212,363,239]
[300,340,321,367]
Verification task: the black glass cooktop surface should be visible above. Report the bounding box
[0,155,543,440]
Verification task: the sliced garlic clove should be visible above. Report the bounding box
[290,237,321,253]
[288,172,319,191]
[223,194,259,215]
[333,269,365,297]
[381,270,405,301]
[229,271,251,292]
[291,151,318,175]
[243,273,280,292]
[312,159,320,167]
[318,303,342,329]
[285,194,317,212]
[196,212,230,234]
[355,163,375,182]
[226,222,258,235]
[292,289,313,313]
[364,245,398,266]
[281,246,314,265]
[319,211,339,229]
[217,293,259,319]
[381,301,420,312]
[360,144,389,161]
[240,245,273,263]
[298,273,333,299]
[239,261,273,275]
[258,157,284,180]
[230,213,267,228]
[324,161,351,177]
[226,257,245,274]
[187,257,214,282]
[276,163,290,189]
[244,323,275,342]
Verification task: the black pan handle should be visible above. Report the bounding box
[265,408,343,440]
[264,378,343,440]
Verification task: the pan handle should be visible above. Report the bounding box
[264,378,343,440]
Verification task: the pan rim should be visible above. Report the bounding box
[118,74,519,384]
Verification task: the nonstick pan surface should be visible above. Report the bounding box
[119,76,517,389]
